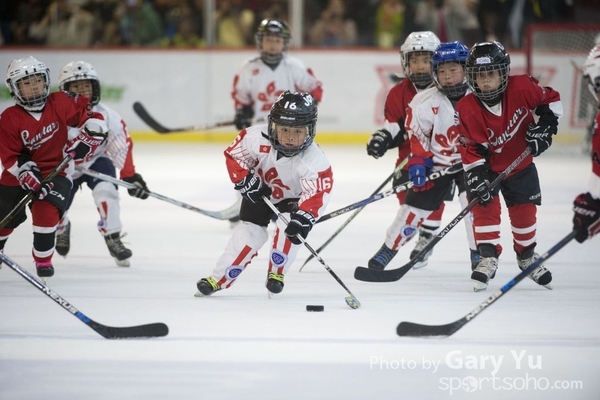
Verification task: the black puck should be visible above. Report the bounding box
[306,305,324,312]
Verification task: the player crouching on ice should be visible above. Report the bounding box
[196,91,333,297]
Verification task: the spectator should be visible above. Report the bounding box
[307,0,357,47]
[119,0,164,46]
[160,16,204,47]
[29,0,95,47]
[476,0,512,43]
[215,0,255,47]
[415,0,480,46]
[374,0,405,48]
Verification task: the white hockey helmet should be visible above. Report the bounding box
[583,44,600,102]
[400,31,441,88]
[5,55,50,112]
[58,61,101,105]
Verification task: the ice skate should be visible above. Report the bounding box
[266,272,284,297]
[104,232,132,267]
[55,221,71,257]
[35,260,54,283]
[409,229,434,269]
[517,250,553,290]
[368,244,398,270]
[195,277,221,297]
[471,257,498,292]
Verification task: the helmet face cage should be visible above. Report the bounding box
[431,41,470,99]
[6,56,50,112]
[255,19,291,65]
[583,45,600,102]
[58,61,101,106]
[465,41,511,105]
[268,91,317,157]
[400,31,440,88]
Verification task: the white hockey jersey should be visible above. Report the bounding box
[68,102,136,179]
[224,124,333,218]
[405,87,466,170]
[232,55,323,124]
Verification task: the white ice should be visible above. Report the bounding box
[0,143,598,400]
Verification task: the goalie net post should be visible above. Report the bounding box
[525,23,600,143]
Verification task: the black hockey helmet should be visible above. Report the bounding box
[255,19,291,65]
[268,91,317,157]
[466,41,511,106]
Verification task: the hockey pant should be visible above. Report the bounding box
[0,177,71,264]
[384,173,475,252]
[59,157,123,236]
[470,163,542,256]
[393,169,445,232]
[209,217,301,289]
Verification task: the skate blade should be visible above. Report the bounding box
[114,258,131,267]
[412,259,428,270]
[194,291,204,297]
[472,280,488,292]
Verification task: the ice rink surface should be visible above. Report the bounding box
[0,142,598,400]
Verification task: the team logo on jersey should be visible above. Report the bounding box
[226,266,243,279]
[270,250,287,267]
[258,81,284,112]
[260,145,271,153]
[21,122,59,150]
[489,106,528,147]
[402,225,417,238]
[432,107,439,115]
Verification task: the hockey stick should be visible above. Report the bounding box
[397,231,577,338]
[354,147,532,283]
[76,166,240,220]
[0,154,73,230]
[316,163,464,225]
[0,252,168,339]
[299,159,409,271]
[133,102,234,133]
[262,197,361,309]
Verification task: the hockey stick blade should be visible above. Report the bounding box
[354,200,474,282]
[354,148,531,283]
[396,231,577,338]
[133,101,233,133]
[88,320,169,339]
[0,252,169,339]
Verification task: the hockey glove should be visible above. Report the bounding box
[526,123,557,157]
[18,161,54,199]
[572,192,600,243]
[465,164,493,206]
[407,156,434,192]
[234,170,272,204]
[67,126,108,160]
[285,210,315,245]
[122,173,149,199]
[234,105,254,130]
[366,129,393,159]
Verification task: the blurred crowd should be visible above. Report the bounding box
[0,0,598,49]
